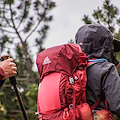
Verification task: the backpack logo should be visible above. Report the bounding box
[43,57,51,65]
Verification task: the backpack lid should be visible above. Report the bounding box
[36,43,88,81]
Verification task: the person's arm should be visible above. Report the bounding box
[102,63,120,118]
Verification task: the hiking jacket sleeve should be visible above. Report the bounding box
[0,67,5,87]
[102,63,120,117]
[0,67,4,80]
[86,62,120,118]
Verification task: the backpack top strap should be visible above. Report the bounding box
[88,58,108,62]
[87,58,108,68]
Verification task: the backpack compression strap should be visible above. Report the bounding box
[91,98,103,110]
[91,98,109,111]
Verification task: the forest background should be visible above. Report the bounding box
[0,0,120,120]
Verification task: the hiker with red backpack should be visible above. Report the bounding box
[75,24,120,119]
[36,24,120,120]
[36,43,91,120]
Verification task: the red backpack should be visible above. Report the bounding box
[36,43,114,120]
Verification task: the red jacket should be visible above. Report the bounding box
[0,67,5,87]
[0,67,4,80]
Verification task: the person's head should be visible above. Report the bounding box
[75,24,120,66]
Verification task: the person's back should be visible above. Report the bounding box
[75,24,120,118]
[87,61,120,114]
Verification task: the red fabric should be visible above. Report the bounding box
[36,43,114,120]
[65,69,87,106]
[37,73,61,114]
[68,103,93,120]
[0,67,5,80]
[36,43,88,119]
[38,110,64,120]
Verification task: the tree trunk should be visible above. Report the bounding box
[22,42,36,82]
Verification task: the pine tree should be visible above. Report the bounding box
[0,0,56,81]
[82,0,120,33]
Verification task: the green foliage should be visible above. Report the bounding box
[24,17,34,33]
[116,52,120,75]
[5,0,14,4]
[0,35,9,52]
[15,44,28,77]
[0,81,39,120]
[36,25,49,52]
[0,0,56,52]
[82,15,92,24]
[82,0,120,33]
[114,30,120,76]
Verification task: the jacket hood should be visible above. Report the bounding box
[75,24,119,66]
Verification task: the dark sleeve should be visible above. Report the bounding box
[102,63,120,118]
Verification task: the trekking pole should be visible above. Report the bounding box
[1,55,29,120]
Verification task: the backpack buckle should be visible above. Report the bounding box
[74,76,78,80]
[34,111,39,117]
[69,77,74,85]
[63,108,69,120]
[69,104,73,109]
[35,111,42,119]
[78,66,84,70]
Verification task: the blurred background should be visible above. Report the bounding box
[0,0,120,119]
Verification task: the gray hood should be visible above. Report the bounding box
[75,24,119,66]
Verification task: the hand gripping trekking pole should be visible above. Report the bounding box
[1,55,29,120]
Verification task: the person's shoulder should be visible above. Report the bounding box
[95,61,116,74]
[99,61,115,68]
[88,61,115,73]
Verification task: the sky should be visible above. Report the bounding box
[43,0,120,48]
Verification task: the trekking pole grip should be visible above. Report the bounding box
[1,55,17,86]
